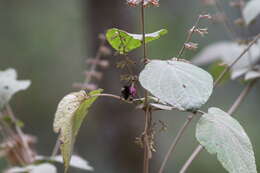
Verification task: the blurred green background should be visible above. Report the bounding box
[0,0,259,172]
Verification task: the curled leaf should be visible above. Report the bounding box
[53,89,102,172]
[106,28,167,54]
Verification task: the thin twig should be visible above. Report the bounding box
[158,113,196,173]
[140,1,151,173]
[179,79,257,173]
[84,38,106,84]
[159,34,260,173]
[214,0,236,40]
[0,118,26,165]
[5,104,34,163]
[51,136,61,157]
[214,34,260,86]
[141,0,147,62]
[177,16,201,58]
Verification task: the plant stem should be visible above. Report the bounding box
[179,79,257,173]
[84,38,106,85]
[214,0,236,40]
[141,0,147,62]
[158,113,196,173]
[140,1,150,173]
[5,104,34,163]
[177,16,201,58]
[159,33,260,173]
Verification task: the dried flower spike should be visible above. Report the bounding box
[127,0,159,7]
[194,28,208,37]
[184,42,198,50]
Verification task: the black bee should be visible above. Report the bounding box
[121,85,131,100]
[121,85,137,100]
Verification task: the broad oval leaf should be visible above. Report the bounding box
[0,68,31,110]
[106,28,168,54]
[196,107,257,173]
[139,60,213,111]
[243,0,260,25]
[53,89,102,172]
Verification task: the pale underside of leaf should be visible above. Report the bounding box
[53,155,94,171]
[243,0,260,25]
[36,155,94,171]
[5,163,57,173]
[53,89,102,172]
[244,70,260,80]
[106,28,167,54]
[0,68,31,110]
[193,41,260,80]
[196,107,257,173]
[139,60,213,111]
[193,41,260,69]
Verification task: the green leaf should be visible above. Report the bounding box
[196,108,257,173]
[243,0,260,25]
[0,68,31,110]
[208,61,230,84]
[53,89,102,172]
[106,28,168,54]
[139,60,213,111]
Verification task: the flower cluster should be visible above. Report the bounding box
[127,0,159,7]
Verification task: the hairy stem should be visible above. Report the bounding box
[179,79,257,173]
[158,113,196,173]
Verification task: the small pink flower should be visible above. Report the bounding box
[130,86,137,97]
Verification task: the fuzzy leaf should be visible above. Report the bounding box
[231,68,250,80]
[245,70,260,80]
[193,41,260,80]
[5,163,57,173]
[36,155,94,171]
[53,89,102,172]
[243,0,260,25]
[193,42,260,69]
[0,68,31,110]
[106,28,168,54]
[139,60,213,111]
[53,155,94,171]
[196,108,257,173]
